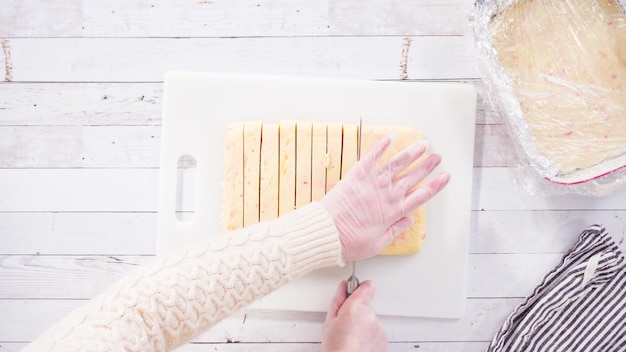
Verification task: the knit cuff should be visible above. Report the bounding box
[277,202,344,278]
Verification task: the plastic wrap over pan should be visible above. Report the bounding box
[471,0,626,195]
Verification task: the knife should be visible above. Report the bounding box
[346,117,362,297]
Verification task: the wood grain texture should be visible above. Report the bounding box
[4,37,479,82]
[473,168,626,210]
[2,210,626,256]
[0,83,162,126]
[0,0,475,38]
[0,212,157,255]
[0,0,83,37]
[0,211,622,270]
[0,253,570,300]
[0,169,160,212]
[0,124,512,168]
[0,342,491,352]
[3,168,626,212]
[0,81,497,126]
[0,298,519,342]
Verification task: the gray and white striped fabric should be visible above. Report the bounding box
[488,224,626,351]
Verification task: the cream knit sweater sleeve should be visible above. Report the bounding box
[24,202,343,352]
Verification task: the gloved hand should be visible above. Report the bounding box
[322,280,387,352]
[320,135,450,262]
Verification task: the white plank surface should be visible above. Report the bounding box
[4,168,626,211]
[0,253,567,300]
[0,124,514,168]
[0,0,474,37]
[3,210,626,255]
[3,37,479,82]
[0,83,162,126]
[1,298,519,342]
[1,0,624,351]
[0,342,491,352]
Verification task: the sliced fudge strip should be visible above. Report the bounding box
[278,120,297,216]
[260,122,279,222]
[295,121,313,209]
[311,122,327,202]
[243,121,262,227]
[221,121,244,232]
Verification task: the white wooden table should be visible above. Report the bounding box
[2,1,626,351]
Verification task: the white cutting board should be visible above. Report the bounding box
[157,72,477,319]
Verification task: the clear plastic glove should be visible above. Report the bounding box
[320,135,450,262]
[322,280,387,352]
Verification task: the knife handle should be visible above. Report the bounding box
[346,261,360,297]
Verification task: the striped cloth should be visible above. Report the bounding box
[488,224,626,351]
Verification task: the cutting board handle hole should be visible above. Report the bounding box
[176,154,197,223]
